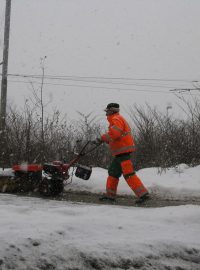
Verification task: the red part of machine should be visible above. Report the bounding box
[12,164,42,172]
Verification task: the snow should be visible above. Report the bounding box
[0,168,14,177]
[0,164,200,270]
[68,164,200,200]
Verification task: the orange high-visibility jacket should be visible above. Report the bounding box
[101,113,135,156]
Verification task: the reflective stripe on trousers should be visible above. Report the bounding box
[106,176,119,197]
[126,174,148,198]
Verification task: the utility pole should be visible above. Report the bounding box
[0,0,12,168]
[0,0,12,132]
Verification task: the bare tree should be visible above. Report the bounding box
[28,56,49,163]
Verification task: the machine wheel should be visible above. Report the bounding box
[38,177,64,196]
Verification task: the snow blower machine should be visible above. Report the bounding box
[0,141,98,196]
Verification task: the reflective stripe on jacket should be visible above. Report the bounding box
[101,113,135,156]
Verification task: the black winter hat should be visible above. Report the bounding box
[104,103,120,112]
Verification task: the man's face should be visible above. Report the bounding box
[106,109,114,116]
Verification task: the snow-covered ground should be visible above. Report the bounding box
[67,164,200,200]
[0,164,200,270]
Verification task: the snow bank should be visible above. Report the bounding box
[0,194,200,270]
[0,168,14,177]
[67,164,200,200]
[0,164,200,269]
[2,164,200,200]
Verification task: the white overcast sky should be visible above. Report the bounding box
[0,0,200,121]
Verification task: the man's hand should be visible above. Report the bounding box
[91,138,102,145]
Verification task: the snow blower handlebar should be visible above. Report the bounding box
[65,140,102,170]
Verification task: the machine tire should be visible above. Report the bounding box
[38,177,64,196]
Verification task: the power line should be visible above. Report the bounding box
[6,74,176,89]
[170,88,200,92]
[1,73,199,83]
[7,79,173,93]
[6,79,199,96]
[2,72,198,94]
[1,73,196,91]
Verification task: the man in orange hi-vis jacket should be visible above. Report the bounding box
[97,103,149,203]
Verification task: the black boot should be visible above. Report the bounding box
[135,193,150,204]
[99,195,116,202]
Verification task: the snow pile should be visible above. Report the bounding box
[0,164,200,269]
[0,194,200,270]
[67,164,200,200]
[1,163,200,199]
[0,168,14,177]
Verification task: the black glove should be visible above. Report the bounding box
[91,138,102,145]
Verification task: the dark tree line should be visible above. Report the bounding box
[129,99,200,170]
[0,105,111,169]
[0,98,200,170]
